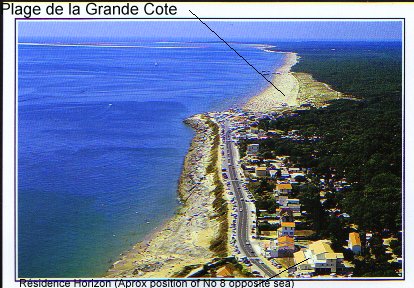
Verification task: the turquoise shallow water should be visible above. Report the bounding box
[18,39,284,277]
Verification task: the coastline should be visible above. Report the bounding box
[105,50,344,278]
[106,115,222,278]
[244,52,299,112]
[244,51,347,112]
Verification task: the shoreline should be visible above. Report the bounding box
[105,51,300,278]
[106,115,222,278]
[244,51,348,112]
[244,52,299,112]
[105,50,342,278]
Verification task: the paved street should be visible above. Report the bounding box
[222,121,278,278]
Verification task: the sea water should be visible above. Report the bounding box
[18,39,284,277]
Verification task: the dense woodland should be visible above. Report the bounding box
[246,42,403,276]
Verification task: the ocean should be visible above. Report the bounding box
[18,39,285,277]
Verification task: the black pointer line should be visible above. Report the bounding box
[189,10,286,97]
[256,258,311,285]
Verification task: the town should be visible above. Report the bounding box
[208,108,402,278]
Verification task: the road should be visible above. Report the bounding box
[222,121,277,278]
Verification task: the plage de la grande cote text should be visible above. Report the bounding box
[3,3,178,18]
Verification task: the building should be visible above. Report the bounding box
[278,222,295,237]
[293,251,313,274]
[255,166,267,177]
[260,240,277,258]
[348,232,362,254]
[294,240,346,275]
[247,143,260,155]
[278,195,288,207]
[287,203,301,213]
[280,170,291,179]
[277,236,295,257]
[287,198,300,205]
[269,170,278,178]
[250,126,259,134]
[275,183,293,195]
[261,237,295,258]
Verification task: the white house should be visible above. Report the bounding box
[262,236,295,258]
[278,222,295,237]
[247,144,260,155]
[278,195,288,207]
[293,251,313,273]
[294,240,346,275]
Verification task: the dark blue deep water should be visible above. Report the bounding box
[18,40,284,277]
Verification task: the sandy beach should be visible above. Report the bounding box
[244,52,299,112]
[106,115,222,278]
[244,52,346,112]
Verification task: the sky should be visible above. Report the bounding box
[18,21,402,42]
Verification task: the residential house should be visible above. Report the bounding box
[269,170,278,179]
[287,199,300,205]
[255,166,267,177]
[293,251,313,274]
[250,126,259,134]
[277,236,295,257]
[348,232,362,254]
[261,240,277,258]
[280,170,291,179]
[278,222,295,237]
[275,183,293,195]
[294,240,346,275]
[287,203,301,213]
[247,144,260,155]
[262,236,295,258]
[278,195,288,207]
